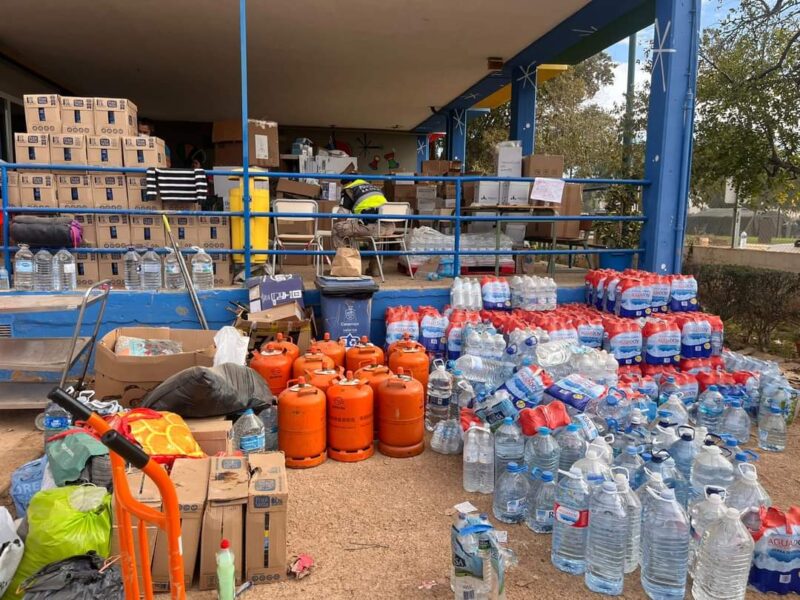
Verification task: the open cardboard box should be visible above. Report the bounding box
[234,304,313,353]
[245,453,289,584]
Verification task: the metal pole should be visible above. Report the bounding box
[2,99,12,163]
[1,165,9,276]
[622,32,637,176]
[240,0,252,279]
[453,176,462,276]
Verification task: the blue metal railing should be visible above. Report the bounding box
[1,161,648,281]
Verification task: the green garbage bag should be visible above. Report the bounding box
[2,486,111,600]
[45,431,108,487]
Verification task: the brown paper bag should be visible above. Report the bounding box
[330,247,362,277]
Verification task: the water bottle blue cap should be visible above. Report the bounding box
[243,408,254,415]
[540,470,554,482]
[601,480,617,493]
[453,369,463,376]
[537,426,551,435]
[506,462,526,473]
[725,437,738,446]
[606,396,619,406]
[529,467,541,480]
[566,423,579,432]
[626,445,639,455]
[642,453,652,461]
[503,416,513,425]
[769,405,782,413]
[708,385,718,391]
[665,375,676,382]
[521,357,533,366]
[730,400,742,407]
[735,452,749,461]
[657,410,670,418]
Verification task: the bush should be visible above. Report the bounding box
[684,262,800,350]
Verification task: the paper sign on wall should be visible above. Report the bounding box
[530,177,565,204]
[254,134,270,160]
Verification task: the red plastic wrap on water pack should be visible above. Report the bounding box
[517,401,571,436]
[385,306,419,347]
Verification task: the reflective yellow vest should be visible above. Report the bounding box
[342,179,387,214]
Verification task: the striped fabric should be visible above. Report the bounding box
[145,167,208,202]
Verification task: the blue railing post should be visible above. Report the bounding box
[239,0,252,279]
[453,175,462,276]
[1,165,9,275]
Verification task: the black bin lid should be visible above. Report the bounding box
[315,275,380,296]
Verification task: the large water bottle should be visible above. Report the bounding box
[492,462,530,524]
[696,385,725,433]
[688,491,726,576]
[556,423,587,475]
[141,247,162,290]
[551,466,591,575]
[638,471,668,523]
[614,472,642,574]
[463,423,493,494]
[719,400,751,444]
[232,408,266,456]
[690,444,735,504]
[668,427,697,483]
[660,394,689,427]
[524,427,560,476]
[43,401,71,448]
[13,243,34,290]
[426,359,453,432]
[726,463,771,533]
[650,412,680,453]
[572,446,612,483]
[52,249,76,291]
[585,480,627,595]
[0,266,8,290]
[123,247,141,290]
[640,487,690,600]
[259,404,278,451]
[614,445,644,476]
[192,247,214,289]
[692,508,755,600]
[452,371,476,410]
[163,248,185,290]
[526,470,556,533]
[33,249,53,291]
[758,404,786,451]
[658,375,681,403]
[494,417,524,482]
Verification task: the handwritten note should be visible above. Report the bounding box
[530,177,565,204]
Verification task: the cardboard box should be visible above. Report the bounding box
[383,181,416,203]
[96,250,125,288]
[130,215,166,247]
[17,172,57,208]
[94,326,217,404]
[245,274,304,312]
[421,160,461,176]
[87,135,123,168]
[123,136,167,168]
[56,174,92,209]
[151,458,210,592]
[197,215,231,250]
[245,453,289,584]
[166,216,199,248]
[95,214,130,249]
[186,418,233,456]
[472,181,500,206]
[526,183,583,240]
[126,175,158,210]
[60,96,95,135]
[276,179,320,199]
[49,134,88,166]
[91,174,128,209]
[235,308,313,354]
[24,94,61,133]
[495,144,522,178]
[199,456,249,590]
[72,214,97,245]
[1,172,20,207]
[250,302,304,323]
[500,181,531,206]
[94,97,138,136]
[14,132,50,164]
[74,251,99,288]
[212,255,233,287]
[213,119,279,168]
[522,154,565,179]
[316,199,338,232]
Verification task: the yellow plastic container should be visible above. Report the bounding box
[229,171,269,264]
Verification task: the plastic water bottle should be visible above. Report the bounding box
[13,244,34,290]
[688,491,726,575]
[726,463,771,533]
[494,417,524,482]
[585,480,627,595]
[556,423,588,475]
[614,472,642,574]
[0,266,8,290]
[51,249,77,291]
[232,408,265,456]
[690,444,735,504]
[572,446,612,483]
[43,401,71,448]
[696,385,725,433]
[720,400,751,444]
[640,487,690,600]
[33,249,53,291]
[658,376,681,403]
[526,470,556,533]
[660,394,689,427]
[426,360,453,432]
[259,404,278,451]
[668,427,697,483]
[692,508,755,600]
[123,247,141,290]
[163,248,185,290]
[758,404,786,451]
[430,419,463,455]
[463,423,494,494]
[141,247,162,290]
[492,462,530,523]
[525,427,560,476]
[216,539,236,600]
[551,466,591,575]
[650,413,680,453]
[192,247,214,290]
[614,445,644,477]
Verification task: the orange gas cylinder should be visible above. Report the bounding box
[388,344,429,390]
[376,368,425,458]
[265,332,300,364]
[326,371,374,462]
[345,336,385,371]
[315,333,346,369]
[354,364,393,437]
[387,333,426,360]
[250,343,293,395]
[278,377,327,468]
[293,346,335,379]
[304,366,343,394]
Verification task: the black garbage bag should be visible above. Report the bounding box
[141,363,273,418]
[20,552,122,600]
[10,216,82,248]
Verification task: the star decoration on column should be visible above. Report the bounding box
[453,109,466,135]
[571,25,598,37]
[462,92,479,101]
[516,63,536,88]
[652,18,677,93]
[417,138,428,155]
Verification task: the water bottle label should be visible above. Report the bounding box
[554,503,588,528]
[239,433,265,452]
[16,260,33,273]
[535,509,554,524]
[506,499,524,513]
[644,329,681,364]
[428,394,450,407]
[63,263,76,274]
[193,263,213,274]
[44,416,70,430]
[143,263,161,273]
[573,413,598,441]
[607,330,643,365]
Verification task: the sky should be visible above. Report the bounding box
[591,0,738,110]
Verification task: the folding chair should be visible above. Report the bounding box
[272,199,323,275]
[371,202,414,282]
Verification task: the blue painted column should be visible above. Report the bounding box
[446,109,467,165]
[509,63,537,155]
[640,0,701,274]
[416,134,429,172]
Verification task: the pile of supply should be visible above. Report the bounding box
[404,227,515,271]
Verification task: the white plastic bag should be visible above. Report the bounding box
[213,326,249,366]
[0,507,24,597]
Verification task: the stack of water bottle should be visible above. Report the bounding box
[122,246,215,291]
[12,244,79,292]
[509,275,558,311]
[450,277,483,310]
